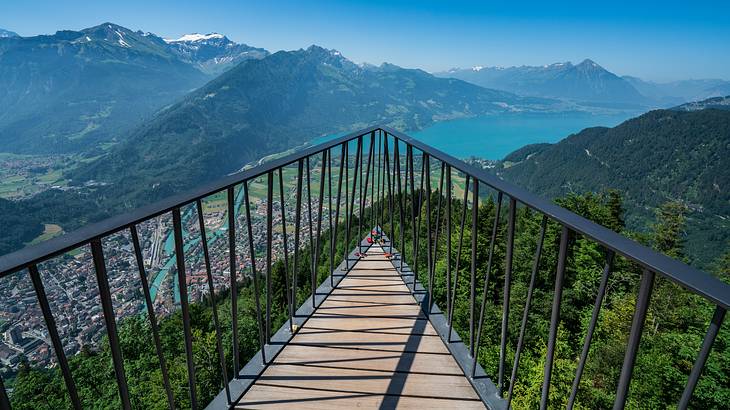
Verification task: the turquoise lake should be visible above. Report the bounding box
[410,112,638,160]
[313,111,640,160]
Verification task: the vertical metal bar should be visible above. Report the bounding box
[130,226,175,409]
[226,186,240,375]
[394,138,405,272]
[472,191,502,377]
[448,175,469,325]
[346,137,362,267]
[28,264,81,410]
[266,172,274,342]
[567,250,615,410]
[384,134,394,253]
[360,133,374,253]
[377,130,383,231]
[407,145,418,292]
[428,162,445,312]
[445,165,452,331]
[358,135,365,252]
[612,269,655,410]
[448,174,469,342]
[328,148,334,287]
[305,158,314,299]
[678,306,727,409]
[540,225,570,410]
[244,181,267,364]
[92,239,134,410]
[0,374,10,410]
[195,200,231,403]
[278,169,293,333]
[313,150,328,306]
[423,154,433,315]
[498,197,517,393]
[171,210,197,410]
[507,215,548,407]
[469,180,479,356]
[415,153,425,289]
[344,143,350,271]
[370,133,376,238]
[292,160,304,322]
[332,145,345,273]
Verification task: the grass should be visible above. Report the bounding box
[28,224,63,245]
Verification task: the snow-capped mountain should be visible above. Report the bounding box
[164,32,269,75]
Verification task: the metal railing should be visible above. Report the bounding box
[0,125,727,410]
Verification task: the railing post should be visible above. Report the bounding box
[266,171,274,341]
[507,215,548,408]
[29,264,81,410]
[313,150,328,304]
[226,186,240,375]
[498,197,516,393]
[393,137,405,272]
[292,159,304,319]
[428,162,445,313]
[244,182,267,364]
[332,144,345,275]
[195,200,231,404]
[0,374,10,410]
[469,179,479,356]
[360,133,374,254]
[678,305,727,409]
[540,225,569,410]
[448,174,470,342]
[91,238,133,410]
[423,154,433,314]
[472,191,502,378]
[613,269,655,410]
[568,250,615,409]
[305,158,315,301]
[445,165,452,328]
[278,170,293,332]
[130,226,176,409]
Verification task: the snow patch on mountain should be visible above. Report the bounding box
[165,33,225,43]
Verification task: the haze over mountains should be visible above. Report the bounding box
[0,22,728,268]
[439,61,730,108]
[0,23,266,153]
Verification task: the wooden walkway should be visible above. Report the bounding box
[236,245,484,409]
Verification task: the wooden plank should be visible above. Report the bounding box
[236,245,485,409]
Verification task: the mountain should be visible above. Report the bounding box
[672,96,730,111]
[0,23,210,154]
[437,59,648,107]
[72,45,558,201]
[493,101,730,267]
[164,33,269,75]
[0,45,561,255]
[623,76,730,105]
[0,28,18,38]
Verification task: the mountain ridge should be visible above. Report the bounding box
[437,59,648,106]
[493,99,730,266]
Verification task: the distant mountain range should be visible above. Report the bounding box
[623,77,730,106]
[0,23,268,154]
[492,97,730,267]
[437,60,648,107]
[0,28,18,38]
[438,61,730,109]
[73,45,558,201]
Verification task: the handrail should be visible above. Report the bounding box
[381,125,730,310]
[1,124,727,410]
[0,125,380,277]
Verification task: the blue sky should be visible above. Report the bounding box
[2,0,729,81]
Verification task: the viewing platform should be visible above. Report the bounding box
[1,125,727,410]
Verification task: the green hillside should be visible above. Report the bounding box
[495,107,730,267]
